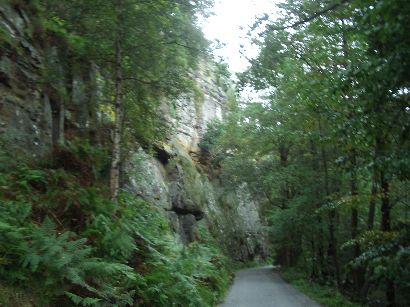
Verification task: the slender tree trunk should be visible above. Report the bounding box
[318,119,341,288]
[317,215,325,280]
[367,171,378,230]
[350,149,365,297]
[376,133,395,306]
[360,168,379,302]
[110,1,124,200]
[310,239,317,279]
[279,142,289,209]
[341,26,362,292]
[350,150,359,240]
[380,170,395,307]
[380,171,391,232]
[310,139,326,281]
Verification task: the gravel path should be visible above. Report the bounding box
[221,266,320,307]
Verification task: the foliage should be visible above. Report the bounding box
[210,0,410,305]
[1,0,234,305]
[346,226,410,303]
[214,61,232,92]
[199,120,223,152]
[0,283,40,307]
[282,268,360,307]
[0,142,231,306]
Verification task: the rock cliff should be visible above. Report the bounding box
[0,4,51,155]
[0,2,267,262]
[125,65,267,260]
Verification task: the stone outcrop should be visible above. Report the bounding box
[1,3,268,262]
[206,183,268,260]
[0,4,51,155]
[125,142,268,260]
[125,64,268,260]
[0,4,99,154]
[165,61,225,155]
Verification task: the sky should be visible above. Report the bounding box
[200,0,280,74]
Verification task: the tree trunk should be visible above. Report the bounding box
[367,171,378,230]
[350,150,359,240]
[350,149,364,298]
[380,171,395,307]
[380,171,391,232]
[318,119,341,288]
[377,134,395,306]
[309,139,326,281]
[279,142,291,209]
[360,169,379,302]
[317,215,325,280]
[110,1,124,200]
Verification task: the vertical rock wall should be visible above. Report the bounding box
[0,4,99,153]
[0,4,52,155]
[124,142,268,261]
[167,61,225,155]
[125,62,268,261]
[0,3,268,262]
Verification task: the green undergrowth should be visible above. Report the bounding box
[281,268,361,307]
[231,258,273,272]
[0,283,41,306]
[0,139,231,306]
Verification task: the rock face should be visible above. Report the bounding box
[125,63,268,260]
[204,182,268,260]
[0,4,52,155]
[1,3,267,262]
[168,61,225,155]
[0,4,98,154]
[124,142,268,260]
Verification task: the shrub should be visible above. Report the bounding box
[0,142,231,306]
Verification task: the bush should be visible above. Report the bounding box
[0,142,231,306]
[281,268,360,307]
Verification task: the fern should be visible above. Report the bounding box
[0,145,232,306]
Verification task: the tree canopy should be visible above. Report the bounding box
[204,0,410,305]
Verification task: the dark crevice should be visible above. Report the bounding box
[154,146,171,165]
[0,72,11,88]
[170,206,204,221]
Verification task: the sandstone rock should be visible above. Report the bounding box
[124,147,171,210]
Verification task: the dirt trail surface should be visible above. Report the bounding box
[221,266,320,307]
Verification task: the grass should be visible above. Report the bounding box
[0,283,42,307]
[281,268,361,307]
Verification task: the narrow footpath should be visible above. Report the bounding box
[221,266,320,307]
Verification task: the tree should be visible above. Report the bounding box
[40,0,212,199]
[210,0,410,305]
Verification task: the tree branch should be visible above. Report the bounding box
[269,0,352,31]
[163,40,204,53]
[123,77,159,85]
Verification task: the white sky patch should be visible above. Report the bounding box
[200,0,280,74]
